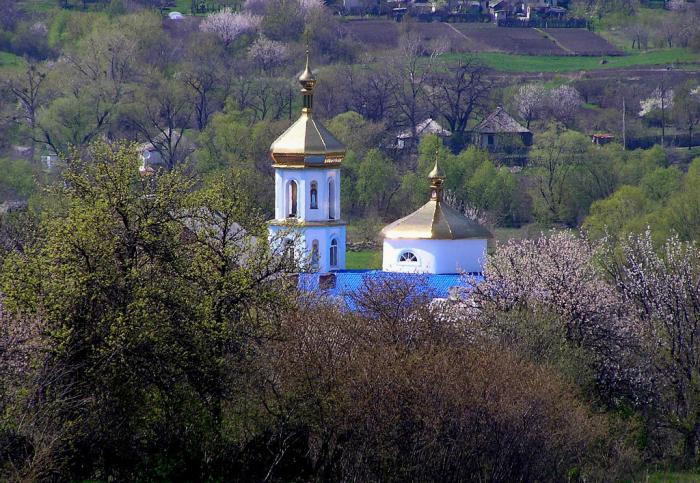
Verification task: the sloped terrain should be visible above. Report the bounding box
[453,24,567,55]
[342,20,624,57]
[544,28,623,56]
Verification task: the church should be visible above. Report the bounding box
[268,53,492,298]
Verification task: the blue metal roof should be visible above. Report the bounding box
[299,270,483,309]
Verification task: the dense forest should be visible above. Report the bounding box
[1,0,700,480]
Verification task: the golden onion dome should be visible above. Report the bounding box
[298,49,316,90]
[381,160,492,240]
[428,159,445,179]
[270,50,345,168]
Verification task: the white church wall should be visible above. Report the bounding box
[274,167,341,222]
[382,238,487,274]
[303,225,346,272]
[269,223,346,273]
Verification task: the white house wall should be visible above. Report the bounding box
[382,238,487,274]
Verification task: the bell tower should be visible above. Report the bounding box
[268,51,346,273]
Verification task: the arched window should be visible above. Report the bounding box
[310,181,318,210]
[330,239,338,267]
[328,179,335,220]
[288,180,298,217]
[284,238,295,265]
[399,251,418,263]
[311,240,320,269]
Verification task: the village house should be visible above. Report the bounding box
[472,106,533,150]
[396,118,452,149]
[137,131,193,175]
[138,140,166,176]
[591,133,615,146]
[488,0,567,20]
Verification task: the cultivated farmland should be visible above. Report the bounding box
[342,20,400,49]
[453,24,567,55]
[342,20,620,57]
[544,29,623,56]
[342,20,472,51]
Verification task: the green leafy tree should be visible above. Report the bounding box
[658,158,700,242]
[327,111,387,158]
[613,145,667,186]
[1,142,294,481]
[640,167,682,203]
[355,148,398,216]
[260,0,304,41]
[0,158,40,201]
[407,136,517,224]
[340,150,361,215]
[673,81,700,150]
[466,160,517,224]
[529,128,591,225]
[583,185,649,240]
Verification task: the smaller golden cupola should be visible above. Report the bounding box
[269,50,345,168]
[381,159,492,240]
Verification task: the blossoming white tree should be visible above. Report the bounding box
[298,0,324,15]
[547,85,582,127]
[248,36,290,72]
[639,87,675,117]
[516,84,547,129]
[200,9,262,48]
[440,229,700,463]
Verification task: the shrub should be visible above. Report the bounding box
[251,278,633,481]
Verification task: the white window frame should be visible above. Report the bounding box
[398,250,419,265]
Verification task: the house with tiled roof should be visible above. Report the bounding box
[396,118,452,150]
[472,106,533,150]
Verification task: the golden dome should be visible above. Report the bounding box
[381,163,492,240]
[381,199,492,240]
[270,50,345,167]
[270,111,345,166]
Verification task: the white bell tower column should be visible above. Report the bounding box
[268,51,346,273]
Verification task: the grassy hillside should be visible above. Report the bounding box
[441,48,700,73]
[0,51,24,72]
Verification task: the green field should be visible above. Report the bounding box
[18,0,56,13]
[0,51,24,71]
[173,0,192,13]
[646,471,700,482]
[346,250,382,270]
[442,48,700,73]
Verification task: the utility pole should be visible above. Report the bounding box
[622,97,626,150]
[660,65,673,148]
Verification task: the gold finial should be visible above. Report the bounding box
[298,48,316,90]
[429,147,445,201]
[298,46,316,112]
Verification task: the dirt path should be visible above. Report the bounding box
[533,28,575,54]
[442,22,490,51]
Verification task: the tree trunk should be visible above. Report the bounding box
[684,426,699,466]
[661,104,666,147]
[690,126,693,151]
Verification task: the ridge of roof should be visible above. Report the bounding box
[474,107,530,134]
